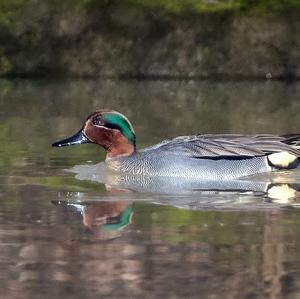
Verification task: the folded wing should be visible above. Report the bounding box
[144,134,300,158]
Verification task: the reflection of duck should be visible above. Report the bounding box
[53,109,300,180]
[82,202,133,231]
[73,165,270,194]
[63,163,300,208]
[52,200,133,238]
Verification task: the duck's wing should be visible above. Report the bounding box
[143,134,300,158]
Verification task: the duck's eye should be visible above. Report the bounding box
[92,115,104,126]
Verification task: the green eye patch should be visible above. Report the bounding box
[102,113,136,146]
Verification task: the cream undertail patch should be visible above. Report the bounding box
[268,151,299,169]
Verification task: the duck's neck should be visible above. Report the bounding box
[106,133,135,159]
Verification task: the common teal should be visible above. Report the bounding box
[52,109,300,180]
[53,200,133,240]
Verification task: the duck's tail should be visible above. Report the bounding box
[282,134,300,149]
[266,134,300,169]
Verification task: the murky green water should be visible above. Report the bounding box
[2,79,300,298]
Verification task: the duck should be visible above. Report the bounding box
[52,109,300,180]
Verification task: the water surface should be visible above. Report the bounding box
[1,79,300,298]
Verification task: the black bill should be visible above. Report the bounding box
[52,129,90,147]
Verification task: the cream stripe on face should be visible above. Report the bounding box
[268,151,299,168]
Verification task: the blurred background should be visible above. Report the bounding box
[0,0,300,79]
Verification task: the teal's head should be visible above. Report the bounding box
[52,109,136,158]
[93,111,136,147]
[102,204,133,231]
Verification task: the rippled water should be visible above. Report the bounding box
[2,79,300,298]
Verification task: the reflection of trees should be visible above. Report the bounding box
[262,212,287,299]
[1,193,298,298]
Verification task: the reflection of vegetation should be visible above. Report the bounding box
[3,174,106,192]
[0,124,25,171]
[37,176,105,192]
[134,203,264,244]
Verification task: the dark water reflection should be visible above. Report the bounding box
[2,79,300,298]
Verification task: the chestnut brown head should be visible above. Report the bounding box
[52,110,136,158]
